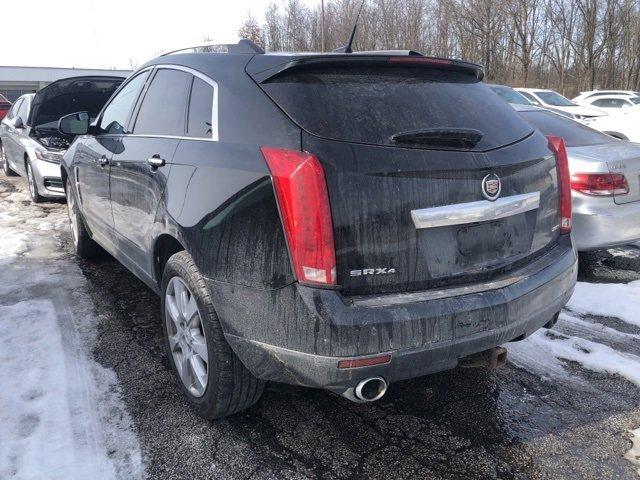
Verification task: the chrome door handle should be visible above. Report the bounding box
[147,156,165,168]
[99,156,109,167]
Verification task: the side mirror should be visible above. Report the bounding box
[58,111,90,135]
[12,116,24,129]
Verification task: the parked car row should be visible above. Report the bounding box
[0,76,124,202]
[0,42,637,419]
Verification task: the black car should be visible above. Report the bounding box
[59,41,578,418]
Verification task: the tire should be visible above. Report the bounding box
[161,251,264,419]
[26,161,44,203]
[66,178,103,258]
[1,143,17,176]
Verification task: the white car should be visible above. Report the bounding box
[515,88,606,120]
[574,93,640,113]
[573,90,640,104]
[582,109,640,142]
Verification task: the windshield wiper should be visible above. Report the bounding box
[390,128,483,149]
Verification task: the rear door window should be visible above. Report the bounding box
[186,77,214,139]
[133,69,191,136]
[260,65,533,151]
[519,110,615,147]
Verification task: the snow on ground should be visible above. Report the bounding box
[0,184,143,480]
[508,316,640,387]
[566,280,640,327]
[627,428,640,475]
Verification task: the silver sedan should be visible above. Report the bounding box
[0,76,124,203]
[516,104,640,251]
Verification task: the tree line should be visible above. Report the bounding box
[238,0,640,96]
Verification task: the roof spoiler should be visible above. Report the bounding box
[248,54,484,83]
[161,39,265,57]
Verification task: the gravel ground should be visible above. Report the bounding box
[1,173,639,480]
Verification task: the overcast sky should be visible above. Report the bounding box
[1,0,314,70]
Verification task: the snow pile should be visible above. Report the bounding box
[0,228,29,257]
[508,326,640,387]
[0,182,143,480]
[567,281,640,327]
[0,300,123,479]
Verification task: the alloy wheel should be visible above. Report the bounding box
[1,145,7,174]
[165,277,209,397]
[27,163,36,198]
[67,183,79,245]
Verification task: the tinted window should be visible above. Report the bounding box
[6,98,22,120]
[489,85,531,105]
[187,77,213,138]
[519,110,615,147]
[262,65,533,151]
[519,91,538,103]
[15,97,29,122]
[534,91,575,107]
[592,98,630,108]
[99,71,149,135]
[133,69,191,136]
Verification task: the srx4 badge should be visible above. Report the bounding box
[350,267,397,277]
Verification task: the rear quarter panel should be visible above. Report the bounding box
[154,64,301,289]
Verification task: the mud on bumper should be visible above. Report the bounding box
[209,236,577,395]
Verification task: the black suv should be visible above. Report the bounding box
[60,41,577,418]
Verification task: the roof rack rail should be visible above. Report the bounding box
[161,39,264,57]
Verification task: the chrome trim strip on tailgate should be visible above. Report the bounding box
[411,192,540,229]
[350,242,567,308]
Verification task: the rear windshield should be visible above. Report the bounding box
[261,65,533,151]
[519,110,615,147]
[489,85,531,106]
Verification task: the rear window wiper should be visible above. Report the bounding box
[390,128,483,149]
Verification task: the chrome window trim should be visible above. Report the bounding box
[411,192,540,229]
[152,64,219,141]
[97,67,154,134]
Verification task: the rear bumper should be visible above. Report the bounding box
[209,236,577,393]
[573,197,640,250]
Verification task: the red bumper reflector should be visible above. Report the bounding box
[338,354,391,369]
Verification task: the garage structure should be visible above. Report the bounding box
[0,66,131,102]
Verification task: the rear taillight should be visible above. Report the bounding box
[261,147,336,286]
[570,172,629,196]
[547,136,572,234]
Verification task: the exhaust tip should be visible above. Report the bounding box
[354,377,387,402]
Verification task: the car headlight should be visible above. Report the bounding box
[34,148,63,164]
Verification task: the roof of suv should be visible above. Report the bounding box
[140,41,485,83]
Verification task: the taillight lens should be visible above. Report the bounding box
[261,147,337,286]
[570,172,629,196]
[547,136,572,234]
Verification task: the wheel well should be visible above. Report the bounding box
[24,152,29,169]
[154,234,185,286]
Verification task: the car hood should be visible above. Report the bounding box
[29,76,125,131]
